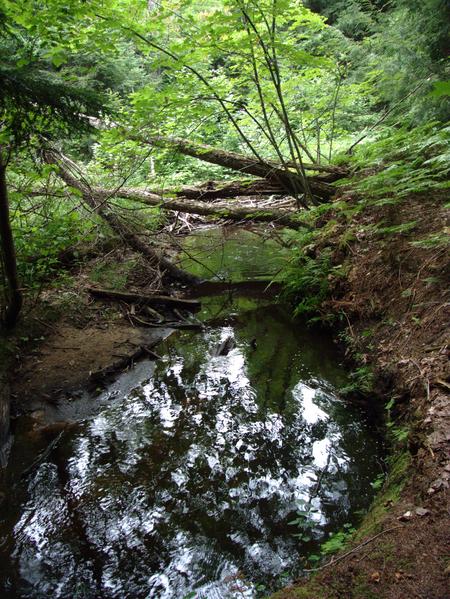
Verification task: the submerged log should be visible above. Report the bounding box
[43,149,200,285]
[135,135,336,200]
[87,287,201,310]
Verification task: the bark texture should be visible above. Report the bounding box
[134,134,337,200]
[0,160,23,328]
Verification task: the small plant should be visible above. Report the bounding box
[370,472,386,491]
[320,523,356,555]
[340,365,375,396]
[288,498,319,542]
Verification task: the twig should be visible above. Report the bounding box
[304,525,403,572]
[20,430,66,479]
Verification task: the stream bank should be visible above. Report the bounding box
[272,192,449,598]
[0,189,448,598]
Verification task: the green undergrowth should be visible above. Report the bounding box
[338,122,450,206]
[88,257,138,289]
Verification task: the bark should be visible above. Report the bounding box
[0,159,23,329]
[152,179,285,201]
[43,149,200,285]
[113,186,312,229]
[43,150,313,230]
[87,287,201,310]
[134,134,336,200]
[0,371,10,467]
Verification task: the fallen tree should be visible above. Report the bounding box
[149,178,285,201]
[111,186,313,230]
[131,134,339,201]
[87,287,201,309]
[42,150,313,230]
[43,149,200,285]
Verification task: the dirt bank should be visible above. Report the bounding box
[274,192,449,598]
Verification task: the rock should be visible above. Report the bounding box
[415,507,431,517]
[213,336,235,357]
[398,510,413,521]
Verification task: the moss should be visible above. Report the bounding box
[354,450,411,540]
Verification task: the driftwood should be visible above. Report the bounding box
[136,134,337,199]
[43,149,200,285]
[87,287,201,310]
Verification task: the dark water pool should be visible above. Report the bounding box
[0,228,384,598]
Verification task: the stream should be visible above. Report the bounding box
[0,227,384,598]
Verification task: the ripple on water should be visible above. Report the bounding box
[0,303,383,598]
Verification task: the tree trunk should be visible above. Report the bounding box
[134,134,336,200]
[87,287,201,309]
[0,159,23,329]
[43,149,200,285]
[151,179,285,201]
[112,186,312,229]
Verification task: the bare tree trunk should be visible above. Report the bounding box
[112,187,313,230]
[0,157,22,329]
[146,179,285,201]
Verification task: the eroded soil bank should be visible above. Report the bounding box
[273,193,449,598]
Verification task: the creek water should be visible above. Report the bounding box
[0,227,384,598]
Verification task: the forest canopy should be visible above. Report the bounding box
[0,0,449,326]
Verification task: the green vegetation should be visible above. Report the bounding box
[0,0,448,327]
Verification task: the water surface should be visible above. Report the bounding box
[0,227,384,598]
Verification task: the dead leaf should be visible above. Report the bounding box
[370,571,381,583]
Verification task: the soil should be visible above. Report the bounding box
[13,323,165,405]
[274,192,449,598]
[2,191,449,598]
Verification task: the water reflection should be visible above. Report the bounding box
[0,305,382,598]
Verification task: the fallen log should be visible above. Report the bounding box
[89,344,162,385]
[129,313,203,330]
[87,287,201,310]
[43,150,313,230]
[112,187,313,229]
[152,179,284,201]
[43,149,200,285]
[134,134,336,200]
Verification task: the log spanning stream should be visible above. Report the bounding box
[0,227,384,598]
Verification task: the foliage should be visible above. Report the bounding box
[320,523,356,555]
[342,123,450,204]
[340,365,374,396]
[12,205,92,289]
